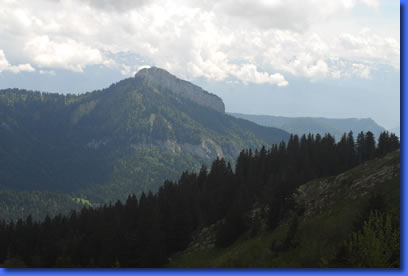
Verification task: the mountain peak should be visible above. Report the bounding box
[135,66,225,113]
[135,66,172,79]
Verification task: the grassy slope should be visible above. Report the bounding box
[168,150,400,268]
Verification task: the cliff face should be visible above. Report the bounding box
[135,67,225,113]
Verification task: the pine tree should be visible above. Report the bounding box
[356,131,366,163]
[364,131,376,160]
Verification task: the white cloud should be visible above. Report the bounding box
[0,51,9,72]
[186,0,382,32]
[324,57,375,80]
[39,69,56,76]
[137,64,151,71]
[330,70,342,79]
[230,64,288,86]
[351,63,372,79]
[7,63,35,73]
[359,0,380,9]
[83,0,149,12]
[0,0,399,85]
[337,29,400,69]
[120,64,132,76]
[24,36,110,72]
[0,49,35,73]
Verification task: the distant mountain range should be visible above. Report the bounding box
[229,113,387,141]
[0,67,289,221]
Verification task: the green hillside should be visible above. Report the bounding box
[169,149,400,268]
[0,67,289,221]
[0,131,398,268]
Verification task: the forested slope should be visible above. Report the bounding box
[0,67,289,221]
[0,131,399,267]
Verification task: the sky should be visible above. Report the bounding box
[0,0,400,130]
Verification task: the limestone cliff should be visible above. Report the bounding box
[135,67,225,113]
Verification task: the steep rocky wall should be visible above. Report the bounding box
[135,67,225,113]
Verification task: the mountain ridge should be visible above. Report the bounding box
[0,67,289,221]
[229,112,387,140]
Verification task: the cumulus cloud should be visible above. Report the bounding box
[359,0,380,9]
[275,52,329,81]
[324,56,376,80]
[24,36,111,72]
[0,51,10,72]
[83,0,149,12]
[230,64,288,86]
[0,49,35,73]
[0,0,399,85]
[39,69,56,76]
[337,29,400,69]
[7,63,35,73]
[351,63,372,79]
[187,0,382,32]
[120,64,132,76]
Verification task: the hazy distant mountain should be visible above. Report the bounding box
[229,113,387,141]
[0,67,289,221]
[389,126,400,137]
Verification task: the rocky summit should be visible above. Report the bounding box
[135,67,225,113]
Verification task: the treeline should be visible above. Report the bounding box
[0,190,87,222]
[0,131,399,267]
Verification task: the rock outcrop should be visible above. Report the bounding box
[295,149,400,217]
[135,67,225,113]
[185,222,220,252]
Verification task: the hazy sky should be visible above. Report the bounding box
[0,0,400,130]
